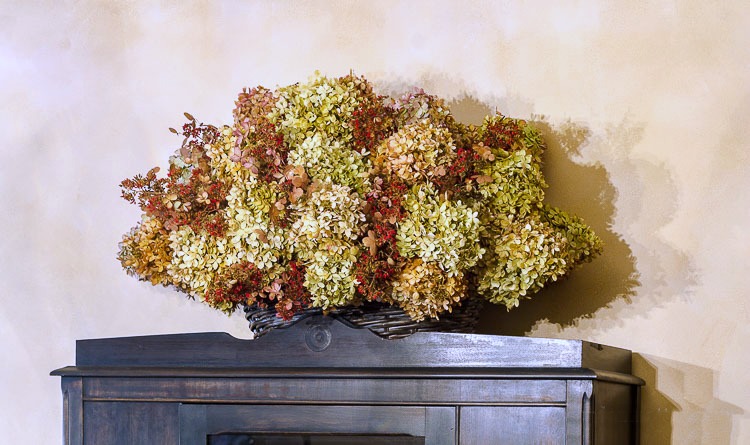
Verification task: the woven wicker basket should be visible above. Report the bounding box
[244,298,484,339]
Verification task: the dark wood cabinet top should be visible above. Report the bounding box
[52,315,640,385]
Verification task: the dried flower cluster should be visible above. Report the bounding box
[119,72,602,321]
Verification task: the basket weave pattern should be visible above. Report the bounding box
[244,298,484,339]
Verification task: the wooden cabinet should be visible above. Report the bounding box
[52,316,642,444]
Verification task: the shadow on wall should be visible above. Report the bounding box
[634,354,743,444]
[447,96,640,335]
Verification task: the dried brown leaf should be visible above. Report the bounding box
[363,230,377,255]
[289,187,304,203]
[254,229,268,243]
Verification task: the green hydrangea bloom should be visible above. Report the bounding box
[290,181,365,308]
[270,73,373,193]
[290,182,365,254]
[304,247,360,309]
[540,204,604,264]
[168,226,238,300]
[270,73,367,145]
[224,177,289,270]
[475,147,547,217]
[396,182,484,276]
[475,204,602,309]
[287,132,372,195]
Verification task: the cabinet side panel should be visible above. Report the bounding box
[459,406,565,445]
[83,402,179,445]
[62,377,82,445]
[593,381,638,445]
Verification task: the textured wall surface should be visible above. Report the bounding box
[2,1,748,443]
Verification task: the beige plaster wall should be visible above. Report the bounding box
[2,1,748,443]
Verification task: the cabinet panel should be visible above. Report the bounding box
[593,381,639,445]
[85,376,565,404]
[180,404,456,445]
[83,401,179,444]
[208,434,425,444]
[459,406,566,445]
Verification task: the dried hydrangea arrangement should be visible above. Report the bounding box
[119,72,602,322]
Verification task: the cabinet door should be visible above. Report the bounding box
[180,404,456,445]
[459,406,566,445]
